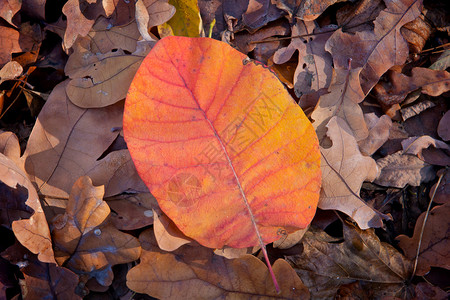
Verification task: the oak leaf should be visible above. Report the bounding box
[396,203,450,276]
[402,135,450,160]
[0,0,21,26]
[126,229,310,299]
[286,224,413,299]
[326,0,423,94]
[124,36,322,249]
[319,117,386,229]
[51,176,141,286]
[358,113,392,156]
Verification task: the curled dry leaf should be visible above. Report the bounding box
[374,151,435,188]
[326,0,422,94]
[126,229,310,299]
[358,113,392,156]
[158,0,203,38]
[273,20,333,98]
[51,176,141,286]
[135,0,175,42]
[396,203,450,276]
[273,0,344,21]
[153,208,192,252]
[319,117,386,229]
[286,224,413,299]
[0,61,22,84]
[124,36,322,249]
[0,152,55,264]
[311,68,368,144]
[402,135,450,159]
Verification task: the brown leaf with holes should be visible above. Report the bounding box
[326,0,422,94]
[287,224,413,299]
[396,203,450,276]
[319,117,387,229]
[311,68,368,144]
[273,20,333,98]
[126,229,310,299]
[51,176,141,286]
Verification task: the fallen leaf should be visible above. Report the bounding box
[374,151,435,188]
[396,203,450,276]
[213,245,259,259]
[336,0,384,33]
[273,0,345,21]
[51,176,141,286]
[0,61,22,85]
[0,0,21,26]
[153,208,193,251]
[311,67,368,144]
[0,131,20,166]
[358,113,392,156]
[135,0,175,42]
[0,182,32,228]
[62,0,99,50]
[429,49,450,71]
[272,226,309,249]
[21,0,46,21]
[0,26,21,67]
[401,99,436,121]
[107,192,158,230]
[437,110,450,141]
[124,36,322,249]
[158,0,203,37]
[22,81,123,199]
[0,153,55,264]
[374,68,450,106]
[286,224,413,299]
[414,282,448,300]
[326,0,423,94]
[430,169,449,204]
[318,117,385,229]
[273,21,333,98]
[401,14,432,54]
[126,229,310,299]
[402,135,450,159]
[240,0,284,32]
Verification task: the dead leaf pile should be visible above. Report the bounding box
[0,0,449,298]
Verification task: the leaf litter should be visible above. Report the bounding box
[0,0,449,298]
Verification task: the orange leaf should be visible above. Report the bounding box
[124,36,321,249]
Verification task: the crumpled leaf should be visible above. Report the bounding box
[396,203,450,276]
[126,229,310,299]
[158,0,203,37]
[0,26,21,67]
[326,0,423,94]
[402,135,450,159]
[319,117,386,229]
[0,152,55,264]
[124,36,322,249]
[135,0,175,42]
[51,176,141,286]
[311,68,368,144]
[273,0,345,21]
[22,81,135,199]
[374,68,450,106]
[0,61,22,85]
[374,151,435,188]
[273,20,333,98]
[358,113,392,156]
[0,0,21,26]
[286,223,413,299]
[437,110,450,141]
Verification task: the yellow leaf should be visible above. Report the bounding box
[158,0,203,37]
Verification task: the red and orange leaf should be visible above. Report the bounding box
[124,36,321,249]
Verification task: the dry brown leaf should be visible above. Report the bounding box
[135,0,175,42]
[319,117,386,229]
[374,151,435,188]
[0,153,55,264]
[414,282,448,300]
[401,14,432,54]
[127,229,310,299]
[273,0,344,21]
[51,176,141,286]
[374,68,450,106]
[273,227,309,249]
[358,113,392,156]
[21,0,46,20]
[402,135,450,159]
[22,81,124,199]
[311,68,368,144]
[401,100,435,121]
[336,0,384,33]
[0,26,21,67]
[273,21,333,98]
[0,0,21,26]
[326,0,422,94]
[213,246,259,259]
[0,131,21,166]
[396,203,450,276]
[0,61,22,85]
[153,208,192,252]
[437,110,450,141]
[430,169,449,204]
[286,224,413,299]
[107,192,158,230]
[65,48,148,108]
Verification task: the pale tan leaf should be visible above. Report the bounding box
[358,113,392,156]
[153,208,192,251]
[0,61,22,84]
[402,135,450,159]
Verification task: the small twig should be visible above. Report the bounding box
[410,171,445,279]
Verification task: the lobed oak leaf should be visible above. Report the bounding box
[326,0,423,94]
[286,224,413,299]
[126,229,310,299]
[402,135,450,160]
[123,36,322,249]
[158,0,203,38]
[272,0,345,21]
[374,151,435,188]
[311,67,368,144]
[319,117,387,229]
[51,176,141,286]
[396,203,450,276]
[273,20,333,98]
